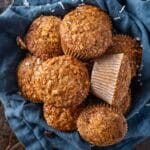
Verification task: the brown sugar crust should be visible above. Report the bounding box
[112,54,131,106]
[17,55,43,102]
[77,104,127,146]
[60,5,112,59]
[25,15,63,60]
[106,34,142,77]
[43,102,86,131]
[115,91,131,115]
[34,55,90,107]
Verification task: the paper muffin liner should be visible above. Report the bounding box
[91,53,131,105]
[64,48,88,60]
[61,39,88,60]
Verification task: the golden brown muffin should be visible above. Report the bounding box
[60,5,112,60]
[25,15,63,60]
[43,102,86,131]
[91,53,131,106]
[34,55,90,107]
[106,34,142,77]
[77,104,127,146]
[17,55,43,102]
[115,91,131,115]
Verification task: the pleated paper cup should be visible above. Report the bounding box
[91,53,131,105]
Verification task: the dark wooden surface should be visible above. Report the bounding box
[136,138,150,150]
[0,102,24,150]
[0,0,11,12]
[0,0,150,149]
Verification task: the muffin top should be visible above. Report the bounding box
[115,91,131,115]
[25,15,63,60]
[34,55,90,107]
[77,104,127,146]
[60,5,112,59]
[43,102,86,131]
[106,34,142,77]
[17,55,43,102]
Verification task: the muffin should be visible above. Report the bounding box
[91,53,131,105]
[60,5,112,60]
[43,102,86,131]
[25,15,63,60]
[106,34,142,77]
[17,55,43,102]
[77,104,127,146]
[34,55,90,107]
[115,90,131,115]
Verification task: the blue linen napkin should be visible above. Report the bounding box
[0,0,150,149]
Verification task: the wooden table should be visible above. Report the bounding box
[0,0,11,12]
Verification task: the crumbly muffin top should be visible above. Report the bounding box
[34,55,90,107]
[106,34,142,77]
[60,5,112,59]
[17,55,43,102]
[77,105,127,146]
[43,102,86,131]
[25,15,63,60]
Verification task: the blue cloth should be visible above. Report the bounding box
[0,0,150,149]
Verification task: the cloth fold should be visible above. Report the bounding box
[0,0,150,149]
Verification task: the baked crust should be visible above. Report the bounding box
[60,5,112,59]
[25,15,63,60]
[43,102,86,131]
[34,55,90,107]
[77,104,127,146]
[17,55,43,102]
[106,34,142,77]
